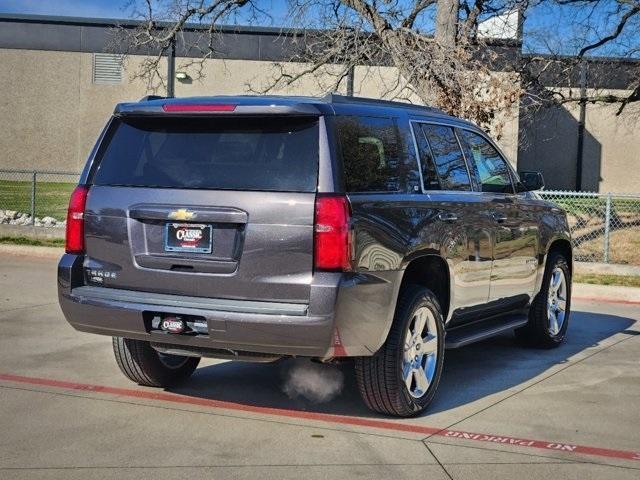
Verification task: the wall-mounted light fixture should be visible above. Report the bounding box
[176,71,191,81]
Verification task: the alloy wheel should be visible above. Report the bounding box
[402,306,439,398]
[547,267,567,336]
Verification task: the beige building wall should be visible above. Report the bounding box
[175,59,350,97]
[519,87,640,193]
[0,48,521,176]
[1,49,85,172]
[1,48,637,193]
[584,98,640,193]
[0,49,152,171]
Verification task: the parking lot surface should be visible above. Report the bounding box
[1,255,639,479]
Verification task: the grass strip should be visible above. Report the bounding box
[0,236,65,247]
[574,273,640,288]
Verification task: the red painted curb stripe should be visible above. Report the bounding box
[0,373,439,436]
[573,296,640,306]
[1,373,639,463]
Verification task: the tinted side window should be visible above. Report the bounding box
[459,130,514,194]
[412,123,441,190]
[335,116,417,193]
[420,124,471,191]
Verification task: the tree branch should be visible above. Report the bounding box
[401,0,437,29]
[578,4,640,57]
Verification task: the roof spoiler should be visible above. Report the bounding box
[139,95,166,102]
[116,101,322,116]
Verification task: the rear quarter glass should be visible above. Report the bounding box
[90,116,320,192]
[332,115,420,194]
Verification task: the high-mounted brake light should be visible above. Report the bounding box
[162,104,236,112]
[65,185,89,254]
[314,195,351,271]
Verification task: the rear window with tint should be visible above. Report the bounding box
[92,116,319,192]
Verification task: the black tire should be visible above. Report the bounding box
[355,285,445,417]
[112,337,200,387]
[515,251,571,348]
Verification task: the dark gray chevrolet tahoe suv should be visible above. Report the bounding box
[59,94,572,417]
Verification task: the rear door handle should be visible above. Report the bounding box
[438,213,458,223]
[492,212,508,223]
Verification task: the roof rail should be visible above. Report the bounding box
[139,95,166,102]
[322,93,444,114]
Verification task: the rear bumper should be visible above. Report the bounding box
[58,254,402,359]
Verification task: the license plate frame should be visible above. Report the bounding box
[164,223,213,254]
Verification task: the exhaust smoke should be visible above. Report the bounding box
[282,359,344,403]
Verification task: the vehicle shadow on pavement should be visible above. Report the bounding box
[169,310,636,419]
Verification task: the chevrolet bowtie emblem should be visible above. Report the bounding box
[168,209,196,221]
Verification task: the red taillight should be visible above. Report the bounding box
[314,195,351,271]
[65,185,89,254]
[162,104,236,112]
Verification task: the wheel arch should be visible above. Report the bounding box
[535,236,573,295]
[399,254,452,321]
[547,238,573,274]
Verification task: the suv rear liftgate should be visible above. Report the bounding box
[59,103,351,358]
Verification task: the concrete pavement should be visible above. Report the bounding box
[0,255,639,479]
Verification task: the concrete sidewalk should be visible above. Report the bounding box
[573,283,640,303]
[1,255,639,479]
[575,261,640,277]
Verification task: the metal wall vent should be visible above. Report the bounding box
[92,53,123,85]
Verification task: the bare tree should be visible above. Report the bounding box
[254,0,529,136]
[435,0,461,46]
[521,0,640,114]
[112,0,639,134]
[112,0,270,91]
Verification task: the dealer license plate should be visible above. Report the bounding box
[164,223,212,254]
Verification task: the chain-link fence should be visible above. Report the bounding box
[0,169,80,228]
[540,191,640,266]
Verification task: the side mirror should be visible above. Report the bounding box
[518,171,545,192]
